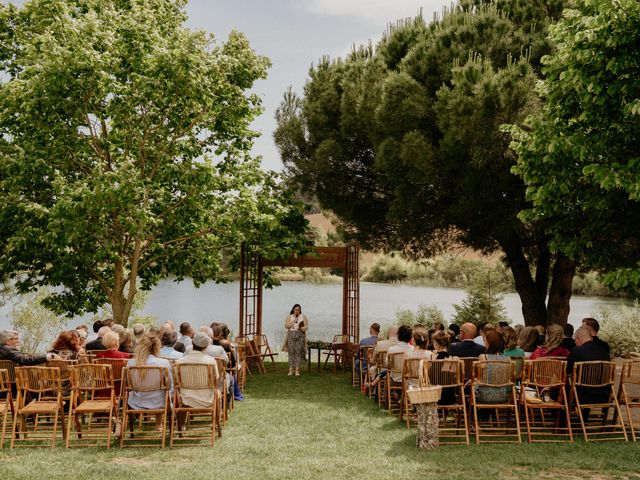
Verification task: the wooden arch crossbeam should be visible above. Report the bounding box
[239,243,360,341]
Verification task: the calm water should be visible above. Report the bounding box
[0,280,627,352]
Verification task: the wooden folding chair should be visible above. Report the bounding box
[235,343,247,392]
[617,360,640,441]
[386,352,405,415]
[11,366,65,448]
[426,359,470,445]
[93,358,128,402]
[237,336,266,374]
[120,366,171,448]
[170,363,220,447]
[215,358,229,425]
[323,335,355,373]
[253,334,279,372]
[66,364,115,448]
[370,350,388,406]
[570,361,627,442]
[470,360,521,444]
[521,359,572,443]
[0,369,12,448]
[46,359,78,404]
[459,357,476,384]
[400,357,423,427]
[356,346,374,394]
[0,360,17,391]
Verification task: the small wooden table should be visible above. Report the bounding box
[307,341,332,372]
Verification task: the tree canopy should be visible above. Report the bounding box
[0,0,308,325]
[509,0,640,291]
[275,1,574,326]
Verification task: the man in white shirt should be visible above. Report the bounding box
[373,326,399,356]
[176,332,220,409]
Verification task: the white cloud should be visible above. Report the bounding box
[293,0,452,25]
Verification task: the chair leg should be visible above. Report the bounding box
[573,386,589,442]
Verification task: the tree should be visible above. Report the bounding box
[0,0,308,325]
[275,2,575,326]
[452,268,509,326]
[509,0,640,292]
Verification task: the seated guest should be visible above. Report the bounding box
[86,320,104,343]
[373,326,399,356]
[187,327,228,365]
[85,326,110,351]
[75,324,89,344]
[560,323,576,351]
[517,326,539,358]
[581,318,610,356]
[431,331,456,405]
[126,333,173,430]
[49,330,88,362]
[160,321,175,335]
[474,323,494,347]
[218,324,236,350]
[386,325,414,384]
[132,324,146,348]
[175,332,220,412]
[475,330,510,406]
[535,325,546,347]
[405,326,431,360]
[119,329,134,354]
[96,331,131,359]
[502,326,525,357]
[173,341,186,354]
[0,330,59,364]
[530,324,570,359]
[566,327,611,405]
[360,323,380,347]
[448,324,460,343]
[449,323,485,357]
[177,322,194,349]
[160,331,183,359]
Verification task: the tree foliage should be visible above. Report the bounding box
[0,0,308,325]
[509,0,640,291]
[275,1,573,326]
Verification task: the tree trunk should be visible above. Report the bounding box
[546,254,576,327]
[416,402,439,449]
[500,237,548,326]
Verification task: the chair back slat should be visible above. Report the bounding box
[69,364,114,391]
[15,366,62,393]
[574,361,615,387]
[623,360,640,385]
[402,358,422,384]
[427,359,464,387]
[524,359,566,387]
[0,369,9,392]
[124,366,169,392]
[473,360,514,387]
[459,357,476,382]
[0,360,17,384]
[174,363,217,390]
[387,352,405,375]
[94,358,128,382]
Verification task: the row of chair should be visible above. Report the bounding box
[0,357,235,448]
[353,346,640,444]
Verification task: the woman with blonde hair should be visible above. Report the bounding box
[517,326,540,358]
[530,324,571,359]
[126,333,173,430]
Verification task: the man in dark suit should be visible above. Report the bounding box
[566,327,611,405]
[84,326,110,351]
[0,330,58,365]
[581,318,610,357]
[449,323,485,357]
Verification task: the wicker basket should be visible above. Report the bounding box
[407,386,442,405]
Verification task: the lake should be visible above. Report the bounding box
[0,280,628,352]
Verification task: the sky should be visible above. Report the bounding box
[8,0,452,171]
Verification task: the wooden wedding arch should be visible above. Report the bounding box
[238,243,360,341]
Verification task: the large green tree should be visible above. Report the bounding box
[509,0,640,291]
[275,1,575,326]
[0,0,308,325]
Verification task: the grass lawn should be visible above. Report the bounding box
[0,362,638,480]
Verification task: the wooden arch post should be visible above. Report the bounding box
[239,243,360,341]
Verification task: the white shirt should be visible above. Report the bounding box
[474,335,485,347]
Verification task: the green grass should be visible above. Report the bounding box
[0,363,639,480]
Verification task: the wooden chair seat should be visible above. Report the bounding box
[20,400,60,415]
[75,400,113,413]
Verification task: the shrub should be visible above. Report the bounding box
[362,255,408,283]
[597,303,640,357]
[9,288,67,352]
[381,304,447,338]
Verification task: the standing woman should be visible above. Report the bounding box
[283,304,308,376]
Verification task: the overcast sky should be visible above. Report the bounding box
[9,0,452,170]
